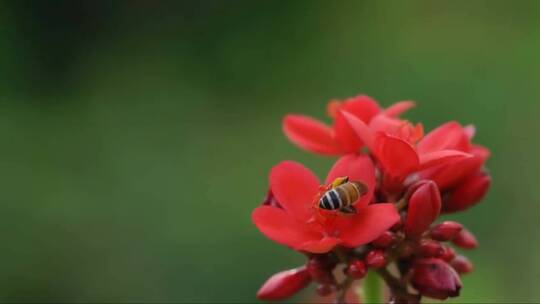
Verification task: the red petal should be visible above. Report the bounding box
[384,100,416,117]
[464,124,476,139]
[341,110,375,151]
[333,96,381,153]
[472,144,491,161]
[405,181,442,238]
[369,114,404,134]
[417,121,471,154]
[341,95,382,122]
[270,161,320,221]
[298,237,342,254]
[374,133,419,178]
[419,147,488,191]
[338,203,400,247]
[334,115,364,153]
[325,154,376,208]
[283,115,342,155]
[252,206,320,249]
[444,172,491,213]
[369,115,424,144]
[418,150,473,171]
[257,266,311,300]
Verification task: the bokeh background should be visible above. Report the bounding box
[0,0,538,302]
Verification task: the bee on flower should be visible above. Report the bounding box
[318,176,368,214]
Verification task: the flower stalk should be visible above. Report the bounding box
[363,271,382,303]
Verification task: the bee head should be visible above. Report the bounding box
[331,176,350,188]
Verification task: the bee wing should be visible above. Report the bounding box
[352,181,368,196]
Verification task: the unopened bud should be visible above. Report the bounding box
[430,221,463,241]
[452,228,478,249]
[366,249,387,268]
[347,259,367,279]
[257,266,311,300]
[418,240,445,258]
[307,256,335,284]
[442,246,456,262]
[403,180,429,202]
[372,231,397,248]
[444,172,491,213]
[411,258,462,300]
[451,255,474,274]
[405,181,442,238]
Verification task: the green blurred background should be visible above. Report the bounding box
[0,0,537,302]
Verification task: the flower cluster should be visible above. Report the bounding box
[252,95,491,303]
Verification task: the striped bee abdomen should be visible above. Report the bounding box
[318,181,367,211]
[320,189,342,210]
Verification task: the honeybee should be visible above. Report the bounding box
[318,176,368,214]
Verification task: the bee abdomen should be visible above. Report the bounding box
[320,189,343,210]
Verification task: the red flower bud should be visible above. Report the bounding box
[418,240,445,258]
[366,249,387,268]
[451,255,474,274]
[444,172,491,213]
[442,246,456,262]
[403,180,428,202]
[411,258,462,300]
[405,181,442,238]
[430,221,463,241]
[257,266,311,300]
[307,256,335,284]
[372,231,397,248]
[347,259,367,279]
[452,228,478,249]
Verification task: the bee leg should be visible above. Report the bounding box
[339,205,357,215]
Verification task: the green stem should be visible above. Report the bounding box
[363,271,382,303]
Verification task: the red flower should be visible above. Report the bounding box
[416,122,490,191]
[252,154,400,253]
[342,113,474,189]
[255,92,491,302]
[283,95,415,155]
